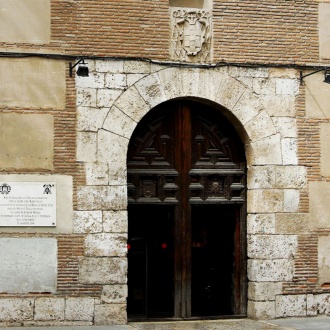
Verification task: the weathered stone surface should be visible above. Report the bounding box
[76,132,97,162]
[97,89,122,108]
[229,67,269,78]
[259,94,296,117]
[0,299,33,321]
[105,74,127,89]
[79,257,127,284]
[307,294,330,316]
[85,162,108,186]
[283,189,300,213]
[247,214,276,234]
[65,297,94,321]
[247,166,275,189]
[282,138,298,165]
[85,233,127,257]
[309,181,330,229]
[248,282,282,301]
[275,78,299,96]
[101,285,128,303]
[0,113,53,170]
[103,211,128,233]
[77,186,127,211]
[103,105,137,139]
[250,134,282,165]
[248,300,275,319]
[253,78,276,95]
[275,166,307,189]
[76,72,105,89]
[0,238,57,293]
[94,303,126,325]
[77,106,108,132]
[247,190,283,213]
[269,68,298,79]
[273,117,297,138]
[275,295,307,317]
[127,73,147,87]
[73,211,103,234]
[248,235,297,259]
[158,67,185,100]
[77,88,97,108]
[248,259,294,281]
[275,213,309,234]
[34,298,65,321]
[245,111,277,142]
[96,60,124,73]
[124,60,150,74]
[318,236,330,285]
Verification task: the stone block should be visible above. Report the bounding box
[247,214,276,234]
[282,138,298,165]
[259,94,296,117]
[247,300,275,319]
[307,294,330,316]
[0,113,53,170]
[248,259,294,282]
[247,166,275,189]
[127,73,147,87]
[321,123,330,177]
[248,235,297,259]
[247,190,283,213]
[319,3,330,60]
[158,67,186,100]
[275,78,299,96]
[273,117,297,138]
[251,134,282,165]
[85,233,127,257]
[77,185,127,211]
[275,166,307,189]
[85,162,109,186]
[76,132,97,162]
[94,303,126,325]
[248,282,282,301]
[101,285,128,303]
[275,213,309,234]
[73,211,103,234]
[318,236,330,285]
[269,68,298,79]
[124,60,151,74]
[103,211,128,233]
[76,72,105,89]
[65,297,94,321]
[103,105,137,139]
[309,182,330,229]
[105,74,127,89]
[96,89,122,108]
[229,66,269,78]
[252,78,276,95]
[245,111,277,142]
[0,299,33,321]
[135,73,167,109]
[79,257,127,284]
[77,88,97,108]
[0,0,50,43]
[96,60,124,73]
[77,106,108,132]
[283,189,300,212]
[0,238,57,293]
[34,298,65,321]
[275,295,307,317]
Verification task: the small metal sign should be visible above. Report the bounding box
[0,182,56,227]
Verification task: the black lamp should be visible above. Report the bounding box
[300,67,330,85]
[324,68,330,84]
[69,59,89,77]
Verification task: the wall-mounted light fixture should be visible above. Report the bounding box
[69,59,89,77]
[300,67,330,85]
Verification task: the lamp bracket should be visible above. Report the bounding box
[300,67,328,85]
[69,59,87,77]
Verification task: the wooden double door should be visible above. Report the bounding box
[127,100,246,320]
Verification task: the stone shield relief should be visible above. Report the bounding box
[170,8,212,63]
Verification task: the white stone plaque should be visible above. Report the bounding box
[0,182,56,226]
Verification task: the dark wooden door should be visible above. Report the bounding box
[127,100,246,320]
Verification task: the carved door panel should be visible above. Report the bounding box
[127,101,246,319]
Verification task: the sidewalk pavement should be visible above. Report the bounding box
[0,316,329,329]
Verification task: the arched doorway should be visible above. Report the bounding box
[127,100,247,320]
